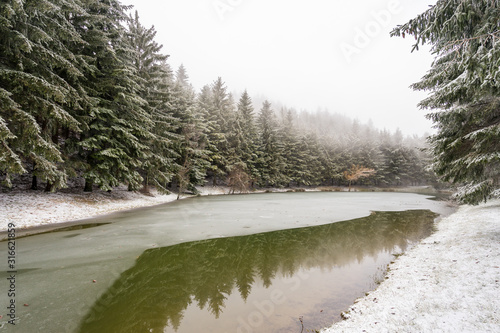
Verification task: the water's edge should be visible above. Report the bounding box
[0,188,454,241]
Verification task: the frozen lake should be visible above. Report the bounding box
[0,192,454,332]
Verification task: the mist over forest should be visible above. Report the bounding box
[0,1,439,194]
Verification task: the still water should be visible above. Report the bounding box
[0,192,453,332]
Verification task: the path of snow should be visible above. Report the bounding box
[322,200,500,333]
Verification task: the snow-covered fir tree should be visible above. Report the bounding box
[0,0,85,189]
[127,11,179,193]
[392,0,500,204]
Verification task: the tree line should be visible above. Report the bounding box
[0,0,436,194]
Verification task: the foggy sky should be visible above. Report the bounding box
[125,0,438,136]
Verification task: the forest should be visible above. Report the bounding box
[1,0,441,195]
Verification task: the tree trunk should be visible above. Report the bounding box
[144,175,149,193]
[31,162,37,190]
[45,181,54,192]
[52,129,59,145]
[31,175,38,190]
[84,179,93,192]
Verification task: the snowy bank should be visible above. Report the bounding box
[0,184,442,232]
[0,185,325,232]
[322,200,500,333]
[0,186,229,231]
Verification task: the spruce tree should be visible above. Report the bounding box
[126,11,178,193]
[301,133,326,186]
[279,110,301,186]
[0,91,26,186]
[256,101,286,186]
[236,90,260,184]
[196,85,223,185]
[320,140,345,186]
[73,0,151,192]
[392,0,500,204]
[175,64,190,88]
[171,67,211,195]
[205,77,234,185]
[0,0,86,189]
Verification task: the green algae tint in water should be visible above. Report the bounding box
[77,210,437,333]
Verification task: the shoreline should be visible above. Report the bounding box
[0,185,306,238]
[0,185,452,240]
[322,200,500,332]
[0,185,447,239]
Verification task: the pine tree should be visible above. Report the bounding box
[0,0,89,189]
[175,64,190,88]
[71,0,152,192]
[391,0,500,204]
[256,101,286,186]
[126,11,179,193]
[205,77,234,185]
[196,85,222,185]
[0,91,26,187]
[236,90,259,184]
[279,110,302,186]
[320,140,345,186]
[225,105,244,170]
[301,133,326,185]
[171,67,211,196]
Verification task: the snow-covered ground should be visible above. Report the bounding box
[322,200,500,333]
[0,185,315,231]
[0,185,433,231]
[0,185,228,231]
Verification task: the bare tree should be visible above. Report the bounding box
[343,165,375,191]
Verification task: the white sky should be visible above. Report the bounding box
[124,0,437,136]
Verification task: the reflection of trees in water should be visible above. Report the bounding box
[78,210,437,333]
